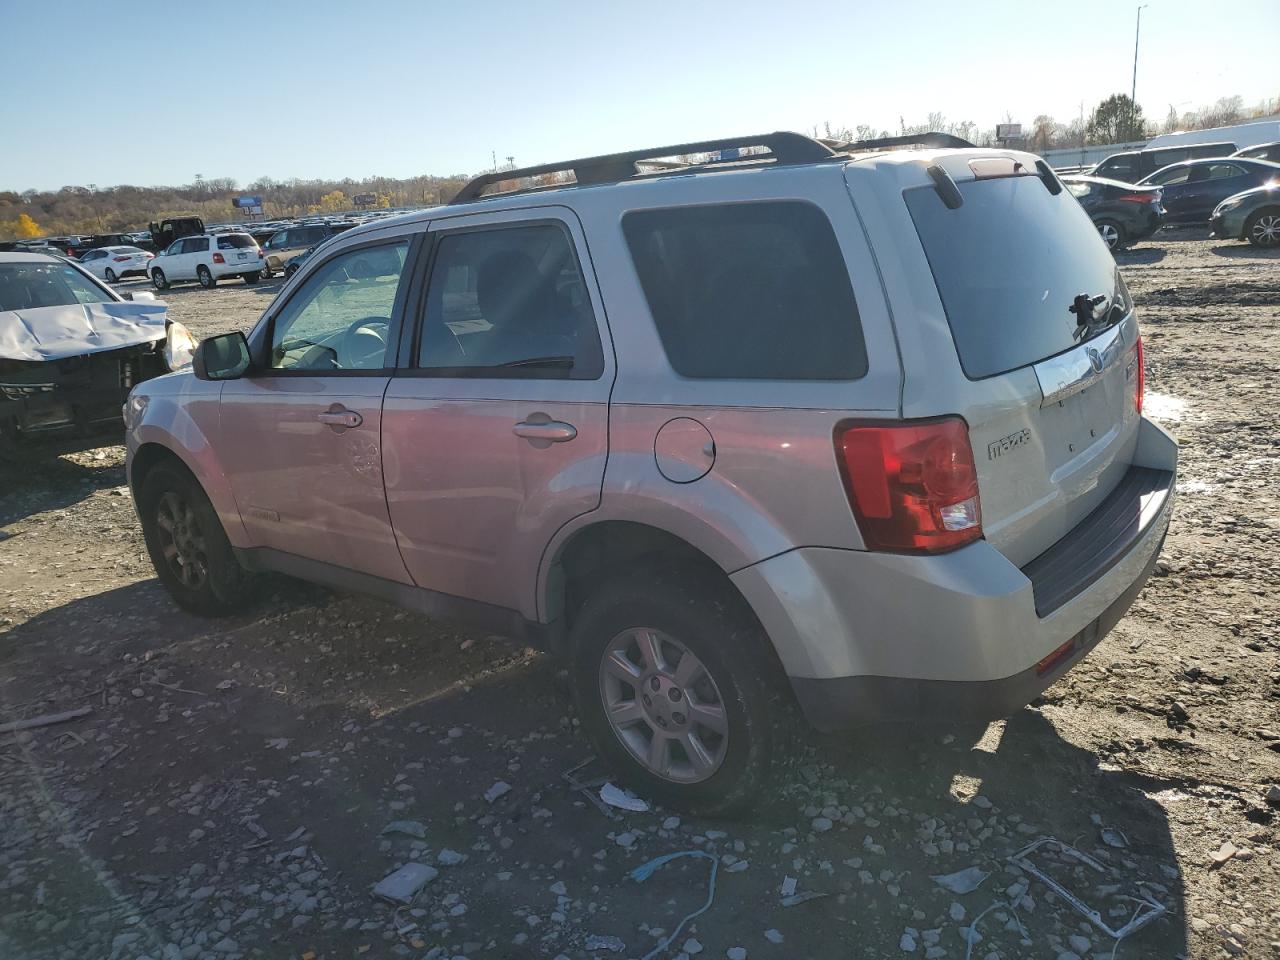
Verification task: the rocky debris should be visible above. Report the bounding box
[373,862,439,903]
[483,780,512,803]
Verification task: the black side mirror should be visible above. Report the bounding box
[192,331,252,381]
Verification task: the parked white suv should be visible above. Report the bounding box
[150,233,264,289]
[125,133,1176,814]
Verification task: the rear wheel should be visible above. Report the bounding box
[104,267,118,283]
[285,263,300,279]
[1245,208,1280,247]
[151,268,168,290]
[197,265,216,289]
[138,462,256,616]
[569,568,798,817]
[243,271,260,285]
[1095,218,1126,251]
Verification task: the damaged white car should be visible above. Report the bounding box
[0,252,196,456]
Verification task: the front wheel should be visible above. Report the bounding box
[1245,208,1280,247]
[569,569,798,817]
[197,265,216,289]
[1095,218,1125,251]
[104,267,118,283]
[151,269,168,290]
[138,463,256,616]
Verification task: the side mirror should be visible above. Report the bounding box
[192,331,252,381]
[123,290,157,303]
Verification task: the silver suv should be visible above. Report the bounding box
[125,133,1177,814]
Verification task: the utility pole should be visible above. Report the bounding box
[1130,4,1148,142]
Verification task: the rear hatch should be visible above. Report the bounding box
[894,158,1143,567]
[215,234,260,266]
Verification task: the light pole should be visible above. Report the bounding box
[1130,4,1148,142]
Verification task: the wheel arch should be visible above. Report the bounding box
[540,519,764,658]
[129,428,249,547]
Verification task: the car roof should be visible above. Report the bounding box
[0,251,69,264]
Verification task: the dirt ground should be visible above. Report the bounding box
[2,231,1278,960]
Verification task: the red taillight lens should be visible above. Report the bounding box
[1132,336,1145,415]
[212,252,225,264]
[113,255,130,261]
[836,417,983,554]
[1117,192,1158,204]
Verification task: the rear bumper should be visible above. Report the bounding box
[732,417,1177,731]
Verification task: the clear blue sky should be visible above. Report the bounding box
[2,0,1276,192]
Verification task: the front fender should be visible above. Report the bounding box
[127,375,248,547]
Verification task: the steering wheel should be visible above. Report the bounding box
[341,316,390,369]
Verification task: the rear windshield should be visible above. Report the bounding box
[905,176,1122,379]
[623,201,867,380]
[217,235,256,249]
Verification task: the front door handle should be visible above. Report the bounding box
[513,419,577,442]
[317,407,363,429]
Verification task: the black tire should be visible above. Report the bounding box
[243,271,260,285]
[104,267,118,283]
[1245,207,1280,248]
[151,268,168,290]
[1095,218,1126,251]
[138,462,256,616]
[260,264,274,279]
[197,265,216,289]
[568,567,799,817]
[285,263,299,279]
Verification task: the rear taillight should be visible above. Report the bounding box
[212,252,225,264]
[1132,336,1145,415]
[835,417,983,554]
[1117,192,1157,204]
[113,255,130,262]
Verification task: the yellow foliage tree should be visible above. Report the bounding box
[376,193,391,209]
[317,190,347,213]
[16,213,42,237]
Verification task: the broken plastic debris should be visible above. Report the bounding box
[1100,827,1128,849]
[372,862,438,904]
[931,866,990,894]
[599,782,650,812]
[779,875,797,897]
[629,850,718,960]
[1008,837,1166,940]
[380,820,427,840]
[584,934,625,953]
[484,780,512,803]
[781,891,828,907]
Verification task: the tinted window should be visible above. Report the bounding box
[0,262,114,310]
[217,234,256,249]
[417,223,603,379]
[1150,149,1187,167]
[1203,163,1245,180]
[269,241,408,371]
[1095,156,1135,178]
[905,175,1123,379]
[266,231,289,249]
[623,202,866,380]
[1146,166,1191,186]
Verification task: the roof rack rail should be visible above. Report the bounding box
[831,132,976,152]
[450,132,838,204]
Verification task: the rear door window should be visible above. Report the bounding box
[622,201,866,380]
[904,175,1124,379]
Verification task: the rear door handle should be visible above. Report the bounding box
[317,407,363,429]
[513,420,577,442]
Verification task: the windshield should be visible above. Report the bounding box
[905,175,1124,378]
[0,261,116,311]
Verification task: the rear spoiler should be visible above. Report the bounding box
[926,157,1063,209]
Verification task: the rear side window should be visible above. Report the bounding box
[217,234,256,249]
[623,202,866,380]
[905,175,1122,379]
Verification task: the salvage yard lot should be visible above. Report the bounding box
[1,232,1278,960]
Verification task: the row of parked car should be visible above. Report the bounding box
[1060,140,1280,251]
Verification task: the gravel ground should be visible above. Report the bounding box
[1,231,1278,960]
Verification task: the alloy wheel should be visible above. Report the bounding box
[1251,214,1280,246]
[154,491,209,589]
[1097,223,1120,249]
[598,628,730,783]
